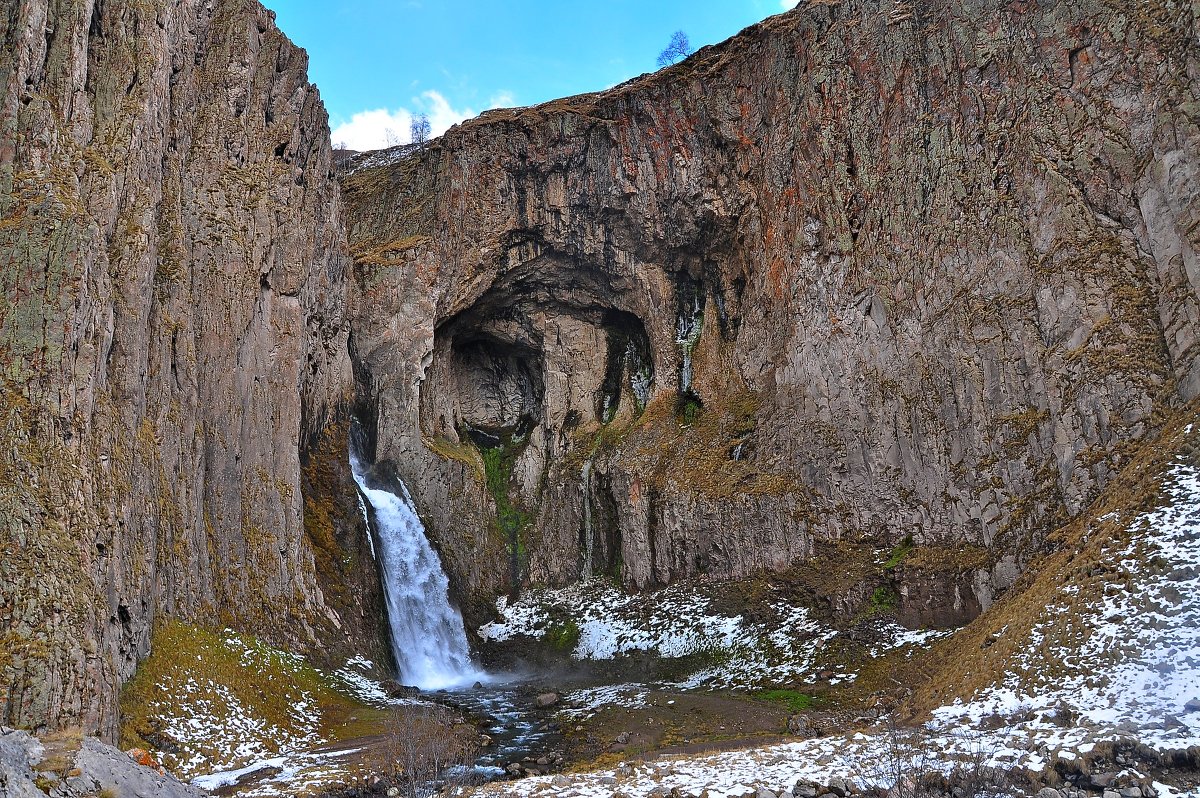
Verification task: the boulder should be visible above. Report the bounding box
[382,681,421,698]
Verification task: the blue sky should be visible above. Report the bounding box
[260,0,800,150]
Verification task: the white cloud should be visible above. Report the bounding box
[780,0,800,8]
[330,108,412,150]
[420,90,474,137]
[330,90,476,151]
[330,88,519,152]
[487,90,516,110]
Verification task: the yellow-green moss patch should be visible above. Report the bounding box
[119,620,386,778]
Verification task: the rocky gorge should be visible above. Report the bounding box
[1,0,1199,796]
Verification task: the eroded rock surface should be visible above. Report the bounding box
[0,0,383,737]
[343,0,1199,625]
[0,728,205,798]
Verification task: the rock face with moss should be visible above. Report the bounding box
[343,0,1199,623]
[0,0,385,738]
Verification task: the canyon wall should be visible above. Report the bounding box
[343,0,1199,624]
[2,0,1196,741]
[0,0,384,738]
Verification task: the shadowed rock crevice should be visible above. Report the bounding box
[597,310,655,424]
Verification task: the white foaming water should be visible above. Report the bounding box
[581,458,594,578]
[350,454,485,690]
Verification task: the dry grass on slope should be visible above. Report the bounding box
[902,398,1200,723]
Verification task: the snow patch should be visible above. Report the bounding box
[481,581,950,691]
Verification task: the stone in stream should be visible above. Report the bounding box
[381,680,420,698]
[535,692,560,708]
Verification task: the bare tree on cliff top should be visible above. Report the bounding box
[657,30,692,68]
[411,113,431,146]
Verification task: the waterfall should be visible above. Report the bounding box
[675,289,703,395]
[350,452,485,690]
[581,458,594,578]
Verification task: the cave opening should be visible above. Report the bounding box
[596,309,655,424]
[416,253,664,598]
[449,330,545,442]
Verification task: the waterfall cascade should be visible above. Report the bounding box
[581,458,594,578]
[350,452,485,690]
[675,289,703,395]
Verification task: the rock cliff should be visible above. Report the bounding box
[0,0,384,738]
[342,0,1199,624]
[3,0,1198,751]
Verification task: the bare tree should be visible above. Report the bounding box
[657,30,692,68]
[386,704,482,798]
[385,127,403,147]
[331,140,353,175]
[858,720,1013,798]
[410,113,431,146]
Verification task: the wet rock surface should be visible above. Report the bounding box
[342,0,1200,631]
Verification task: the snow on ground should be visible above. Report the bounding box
[559,684,651,720]
[867,622,954,657]
[193,747,370,798]
[933,463,1200,750]
[148,638,422,796]
[477,464,1200,798]
[480,580,939,691]
[478,721,1192,798]
[479,580,742,658]
[342,144,420,174]
[332,656,424,707]
[146,632,324,778]
[670,600,839,690]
